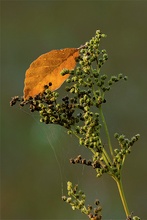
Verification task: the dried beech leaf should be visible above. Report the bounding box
[24,48,79,100]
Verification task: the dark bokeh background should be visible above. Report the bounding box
[1,1,147,219]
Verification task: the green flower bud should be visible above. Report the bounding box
[79,138,84,145]
[62,196,67,201]
[114,133,119,138]
[101,74,107,80]
[67,181,72,190]
[70,87,75,93]
[66,78,71,83]
[133,216,141,220]
[60,68,69,76]
[67,130,72,135]
[67,197,72,203]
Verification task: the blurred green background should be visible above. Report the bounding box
[1,1,147,219]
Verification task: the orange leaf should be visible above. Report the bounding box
[23,48,79,100]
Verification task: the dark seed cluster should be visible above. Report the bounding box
[10,96,21,106]
[69,154,109,177]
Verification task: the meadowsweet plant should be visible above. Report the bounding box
[10,30,140,220]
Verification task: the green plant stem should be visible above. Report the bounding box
[99,106,130,217]
[116,178,130,217]
[102,148,112,165]
[99,106,114,158]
